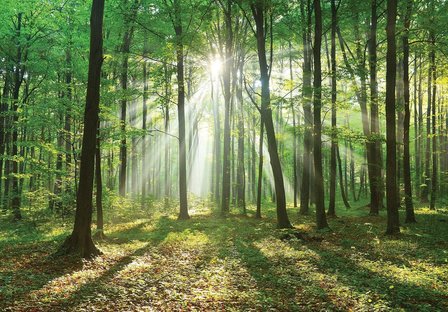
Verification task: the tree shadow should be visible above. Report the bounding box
[230,239,339,311]
[290,240,448,310]
[0,240,84,310]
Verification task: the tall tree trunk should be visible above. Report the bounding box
[422,54,432,203]
[403,0,416,223]
[236,57,246,213]
[164,64,171,207]
[313,0,329,230]
[368,0,382,215]
[251,2,291,228]
[413,55,419,197]
[289,41,298,208]
[417,55,423,197]
[430,34,437,211]
[64,48,73,206]
[212,72,221,203]
[299,0,312,216]
[118,26,133,197]
[0,69,11,210]
[251,115,256,202]
[385,0,400,235]
[328,0,337,217]
[220,0,233,215]
[11,12,24,221]
[174,0,189,220]
[141,35,148,204]
[57,0,105,258]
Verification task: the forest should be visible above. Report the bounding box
[0,0,448,310]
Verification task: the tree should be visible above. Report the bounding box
[385,0,400,235]
[218,0,234,216]
[118,0,139,197]
[312,0,329,230]
[299,0,312,216]
[250,0,292,228]
[173,0,190,220]
[368,0,383,216]
[56,0,105,258]
[402,0,416,223]
[327,0,337,217]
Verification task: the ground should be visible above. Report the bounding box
[1,201,447,311]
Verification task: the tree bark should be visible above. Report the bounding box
[368,0,382,215]
[385,0,400,235]
[313,0,329,230]
[141,35,149,204]
[251,2,291,228]
[220,0,233,215]
[403,0,416,223]
[328,0,337,217]
[11,12,24,221]
[236,57,246,213]
[174,0,190,220]
[57,0,105,258]
[430,34,437,211]
[299,0,312,216]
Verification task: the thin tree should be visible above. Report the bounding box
[368,0,382,215]
[313,0,329,230]
[250,0,292,228]
[403,0,416,223]
[385,0,400,235]
[173,0,190,219]
[429,33,437,211]
[219,0,233,215]
[327,0,337,217]
[299,0,312,215]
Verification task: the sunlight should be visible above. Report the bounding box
[209,56,222,77]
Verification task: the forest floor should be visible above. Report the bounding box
[1,200,448,311]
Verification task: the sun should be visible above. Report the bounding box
[209,56,222,76]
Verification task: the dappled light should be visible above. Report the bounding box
[1,0,448,310]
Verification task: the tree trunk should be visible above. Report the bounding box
[289,41,298,209]
[328,0,337,217]
[430,34,437,211]
[422,54,432,203]
[403,0,416,223]
[385,0,400,235]
[57,0,105,258]
[141,35,148,204]
[220,1,233,215]
[174,0,189,220]
[368,0,382,215]
[118,26,132,197]
[11,13,24,221]
[313,0,329,230]
[236,58,246,213]
[251,2,291,228]
[299,0,312,216]
[0,68,11,210]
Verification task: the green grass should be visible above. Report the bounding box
[1,201,447,311]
